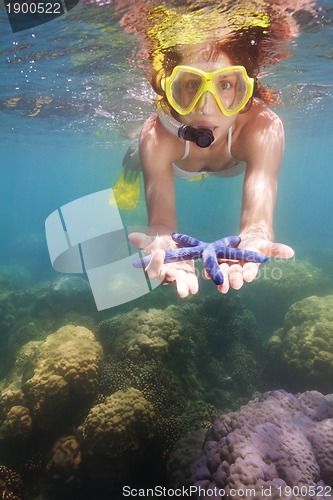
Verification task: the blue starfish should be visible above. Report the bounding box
[132,232,268,285]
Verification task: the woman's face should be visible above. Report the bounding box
[173,51,241,140]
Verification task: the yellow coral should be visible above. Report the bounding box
[21,325,103,429]
[99,307,181,360]
[46,435,82,487]
[77,387,156,484]
[78,387,155,457]
[0,388,32,440]
[0,405,32,440]
[269,295,333,391]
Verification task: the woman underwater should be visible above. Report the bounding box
[117,3,308,297]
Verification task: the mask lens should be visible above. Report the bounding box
[169,69,204,114]
[213,69,250,113]
[166,66,253,116]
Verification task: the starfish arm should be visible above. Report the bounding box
[132,245,204,268]
[213,235,241,247]
[171,232,205,247]
[215,246,268,263]
[202,244,224,285]
[132,255,152,268]
[132,232,267,274]
[163,246,204,263]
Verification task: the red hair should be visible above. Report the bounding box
[150,21,295,107]
[117,0,318,107]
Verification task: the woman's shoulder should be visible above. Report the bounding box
[244,99,282,124]
[238,100,283,140]
[140,113,185,162]
[141,113,176,140]
[234,100,284,160]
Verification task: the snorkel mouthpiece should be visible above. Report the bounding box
[178,125,214,148]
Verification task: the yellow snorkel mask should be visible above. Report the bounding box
[163,65,254,116]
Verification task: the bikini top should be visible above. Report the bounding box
[172,126,246,179]
[156,105,246,179]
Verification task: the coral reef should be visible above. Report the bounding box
[98,307,181,360]
[0,276,100,380]
[0,464,25,500]
[97,357,219,458]
[240,259,329,335]
[0,280,18,335]
[98,296,265,408]
[0,325,103,435]
[92,294,266,479]
[175,390,333,499]
[194,297,264,402]
[268,295,333,392]
[0,405,32,441]
[45,435,82,491]
[32,276,96,317]
[0,265,33,290]
[78,388,156,484]
[22,325,104,429]
[0,289,267,498]
[167,429,207,490]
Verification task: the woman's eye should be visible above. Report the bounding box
[219,80,232,90]
[185,80,200,92]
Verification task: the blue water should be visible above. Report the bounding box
[0,0,333,281]
[1,2,333,497]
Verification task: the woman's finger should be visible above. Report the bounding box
[174,269,191,298]
[145,250,166,279]
[242,262,259,282]
[128,232,152,250]
[227,264,243,290]
[187,271,199,295]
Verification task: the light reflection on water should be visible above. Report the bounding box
[0,0,332,140]
[0,0,332,266]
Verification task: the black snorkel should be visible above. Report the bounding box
[158,105,215,149]
[178,124,214,148]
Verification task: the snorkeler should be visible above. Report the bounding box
[123,10,295,298]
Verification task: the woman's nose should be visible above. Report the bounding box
[196,91,219,114]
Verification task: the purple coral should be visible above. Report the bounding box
[185,390,333,500]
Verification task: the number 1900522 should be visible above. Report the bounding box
[277,485,332,497]
[6,1,62,14]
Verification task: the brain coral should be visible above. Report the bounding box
[0,405,32,440]
[0,384,32,441]
[240,259,329,333]
[78,388,156,484]
[45,435,82,490]
[99,296,265,409]
[98,307,181,359]
[268,295,333,392]
[22,325,103,429]
[180,390,333,500]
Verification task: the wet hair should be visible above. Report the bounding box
[117,0,317,109]
[150,23,293,108]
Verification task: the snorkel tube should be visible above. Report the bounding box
[158,105,215,148]
[178,124,214,148]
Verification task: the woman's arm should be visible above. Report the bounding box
[129,114,199,297]
[139,114,179,237]
[215,107,294,294]
[239,108,284,243]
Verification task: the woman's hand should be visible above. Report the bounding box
[213,238,295,294]
[128,232,199,298]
